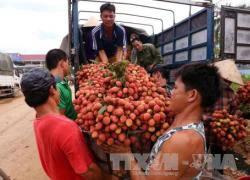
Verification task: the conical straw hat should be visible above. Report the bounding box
[84,16,98,27]
[214,59,243,85]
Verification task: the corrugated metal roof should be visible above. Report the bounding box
[20,54,45,61]
[8,53,22,62]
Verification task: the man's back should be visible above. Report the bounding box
[34,114,93,180]
[56,79,77,120]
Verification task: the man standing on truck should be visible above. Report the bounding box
[92,2,127,63]
[45,49,77,120]
[130,34,163,72]
[20,68,103,180]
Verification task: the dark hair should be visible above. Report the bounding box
[100,3,115,13]
[151,66,169,79]
[130,33,140,43]
[21,68,56,108]
[24,84,56,108]
[175,63,222,108]
[45,49,67,71]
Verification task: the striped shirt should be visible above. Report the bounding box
[145,122,207,179]
[92,23,127,58]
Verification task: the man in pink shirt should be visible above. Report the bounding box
[20,68,103,180]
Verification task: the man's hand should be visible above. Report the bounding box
[81,163,103,180]
[116,47,124,62]
[122,50,127,60]
[103,174,120,180]
[101,143,131,154]
[98,50,109,63]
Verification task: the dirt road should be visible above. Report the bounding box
[0,95,47,180]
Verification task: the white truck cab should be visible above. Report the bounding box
[0,53,16,97]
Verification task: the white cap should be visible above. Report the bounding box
[214,59,243,85]
[83,16,99,27]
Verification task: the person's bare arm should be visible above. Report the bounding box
[122,49,127,60]
[103,130,204,180]
[98,50,109,63]
[116,47,124,62]
[145,130,205,180]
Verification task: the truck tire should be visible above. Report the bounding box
[0,169,10,180]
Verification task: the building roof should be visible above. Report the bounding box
[21,54,45,61]
[8,53,22,62]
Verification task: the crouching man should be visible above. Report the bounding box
[20,68,104,180]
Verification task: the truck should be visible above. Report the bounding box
[63,1,250,177]
[0,52,15,97]
[0,52,21,97]
[64,0,250,83]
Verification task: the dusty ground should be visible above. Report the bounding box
[0,95,47,180]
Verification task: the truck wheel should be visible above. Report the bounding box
[0,168,10,180]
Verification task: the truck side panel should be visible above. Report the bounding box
[221,6,250,64]
[154,7,214,66]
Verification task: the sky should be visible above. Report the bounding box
[0,0,249,54]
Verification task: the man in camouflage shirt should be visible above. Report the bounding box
[130,35,162,72]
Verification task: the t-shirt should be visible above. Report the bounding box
[56,79,77,120]
[136,43,163,70]
[92,23,127,58]
[83,28,98,61]
[33,114,93,180]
